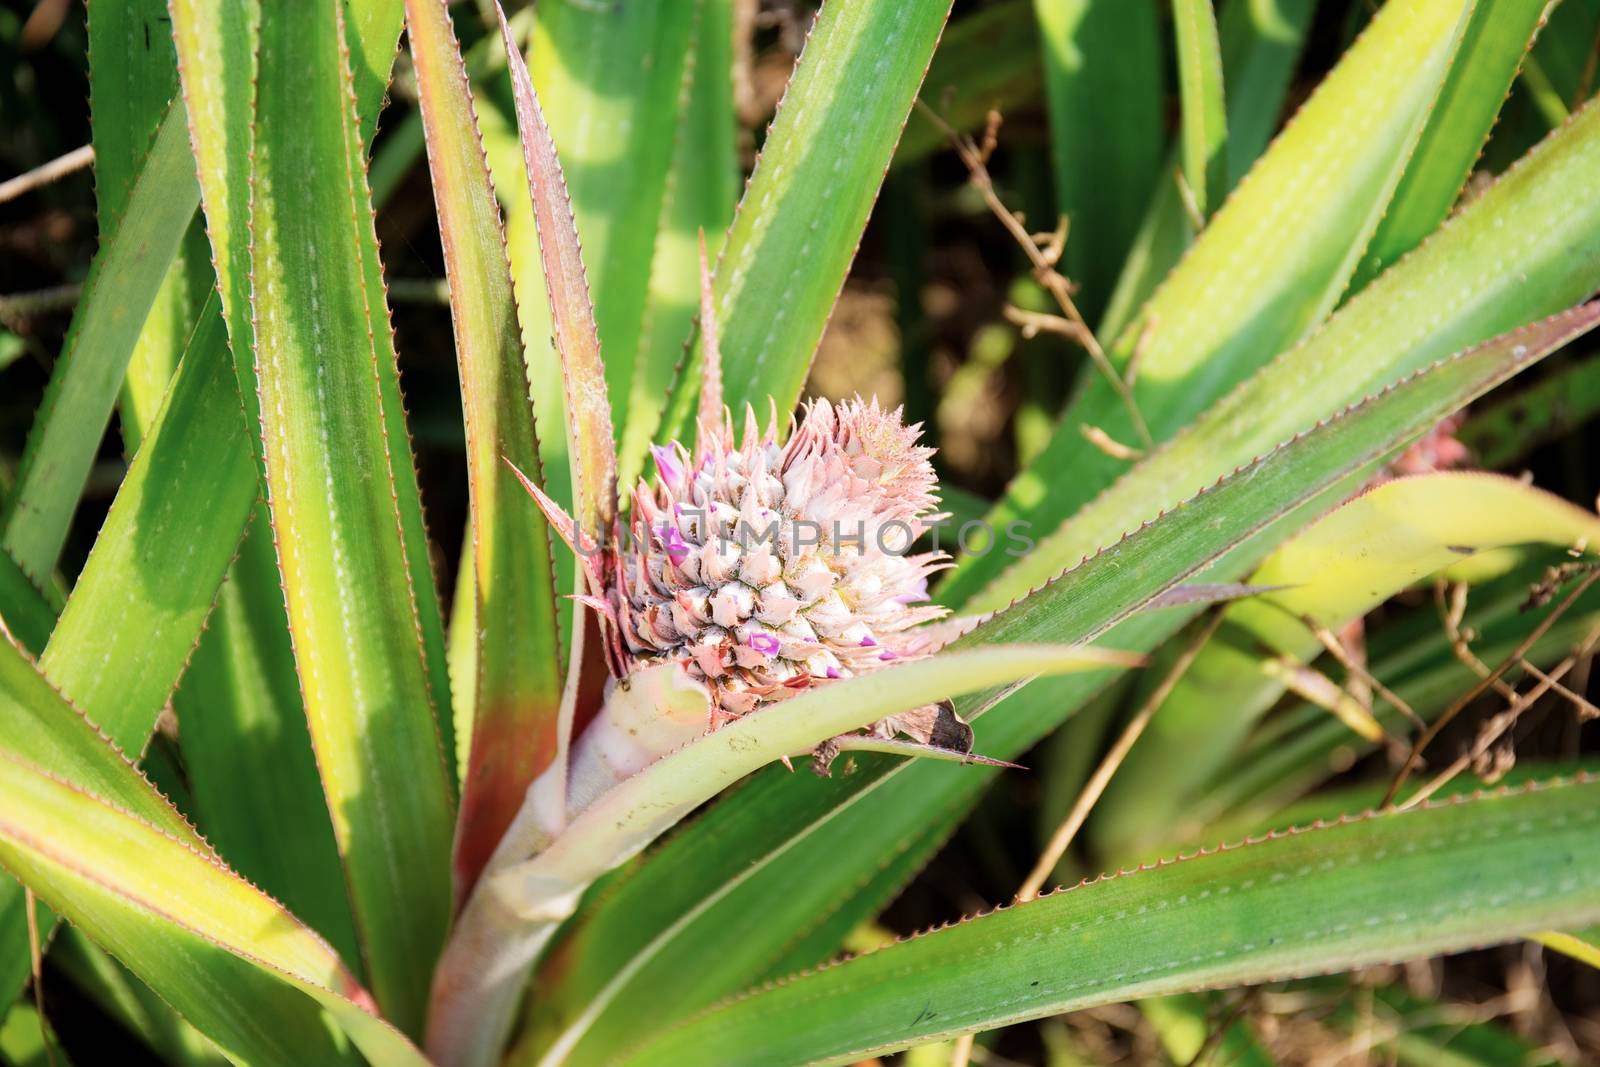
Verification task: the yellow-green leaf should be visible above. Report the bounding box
[403,0,563,902]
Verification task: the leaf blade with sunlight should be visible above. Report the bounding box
[0,744,428,1067]
[244,0,454,1032]
[617,776,1600,1066]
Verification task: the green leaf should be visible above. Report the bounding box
[942,0,1474,608]
[962,307,1600,649]
[0,549,54,655]
[528,0,699,446]
[244,0,455,1032]
[403,0,563,902]
[968,94,1600,612]
[0,746,428,1067]
[176,508,359,966]
[171,0,448,712]
[35,302,252,756]
[1195,763,1600,1030]
[87,0,210,452]
[1100,0,1318,341]
[662,0,957,438]
[168,0,428,973]
[48,926,227,1067]
[1095,471,1600,856]
[498,644,1137,917]
[1030,0,1163,319]
[0,102,200,582]
[1171,0,1228,219]
[0,619,216,1004]
[496,7,617,541]
[1351,0,1552,290]
[526,754,977,1067]
[430,645,1130,1067]
[331,5,461,779]
[169,0,259,418]
[0,303,270,1007]
[616,0,739,490]
[616,777,1600,1066]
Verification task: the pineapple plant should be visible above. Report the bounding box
[0,0,1598,1065]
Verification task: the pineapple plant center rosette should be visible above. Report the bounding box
[420,30,1134,1060]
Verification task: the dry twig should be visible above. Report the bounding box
[0,144,93,204]
[1383,567,1600,805]
[917,101,1154,451]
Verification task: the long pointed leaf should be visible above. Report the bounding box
[499,645,1138,914]
[404,0,563,902]
[167,0,419,973]
[972,96,1600,611]
[967,306,1600,649]
[496,5,617,540]
[245,0,454,1032]
[0,747,428,1067]
[0,616,217,1004]
[0,103,200,582]
[617,777,1600,1066]
[1352,0,1554,289]
[1171,0,1228,219]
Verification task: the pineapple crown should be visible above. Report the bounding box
[617,395,950,719]
[519,247,951,724]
